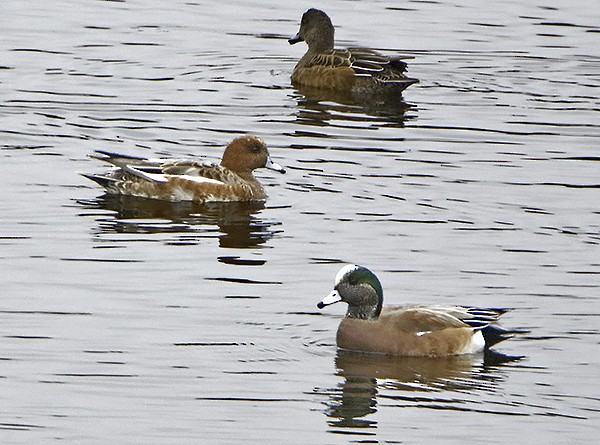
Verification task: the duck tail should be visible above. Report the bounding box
[81,173,117,189]
[388,58,408,72]
[481,325,528,349]
[384,78,419,88]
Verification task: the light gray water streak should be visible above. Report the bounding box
[1,0,598,443]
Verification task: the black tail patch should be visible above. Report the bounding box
[481,325,528,349]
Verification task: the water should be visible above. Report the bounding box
[1,0,599,442]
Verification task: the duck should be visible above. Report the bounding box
[82,135,285,203]
[289,8,418,94]
[317,264,519,357]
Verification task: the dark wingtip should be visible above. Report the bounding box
[81,173,115,189]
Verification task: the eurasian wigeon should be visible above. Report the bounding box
[318,265,520,357]
[289,9,418,93]
[83,135,285,203]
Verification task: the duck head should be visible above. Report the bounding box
[318,264,384,320]
[220,136,285,175]
[289,8,335,52]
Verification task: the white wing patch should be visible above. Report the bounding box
[123,165,169,183]
[174,175,225,186]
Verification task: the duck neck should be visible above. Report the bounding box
[307,28,334,53]
[342,286,383,320]
[233,170,255,181]
[346,305,379,320]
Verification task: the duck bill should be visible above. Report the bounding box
[288,33,303,45]
[265,157,286,174]
[317,290,342,309]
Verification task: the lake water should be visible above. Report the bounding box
[1,0,598,443]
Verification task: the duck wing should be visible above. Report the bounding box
[89,152,229,185]
[90,150,158,167]
[305,49,352,68]
[380,306,506,332]
[346,48,418,87]
[305,48,391,74]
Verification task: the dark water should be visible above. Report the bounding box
[1,0,598,442]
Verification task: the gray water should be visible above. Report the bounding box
[1,0,599,443]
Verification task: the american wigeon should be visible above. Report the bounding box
[318,265,518,357]
[289,8,418,93]
[83,136,285,203]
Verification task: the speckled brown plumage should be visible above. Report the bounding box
[83,136,285,203]
[289,9,418,93]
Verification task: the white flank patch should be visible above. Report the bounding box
[170,188,196,202]
[465,330,486,354]
[335,264,360,286]
[168,175,227,202]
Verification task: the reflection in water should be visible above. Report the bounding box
[323,349,520,430]
[292,85,415,126]
[77,194,283,249]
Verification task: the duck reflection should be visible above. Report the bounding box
[78,194,282,249]
[324,349,519,427]
[292,84,414,125]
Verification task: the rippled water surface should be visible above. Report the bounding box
[1,0,599,443]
